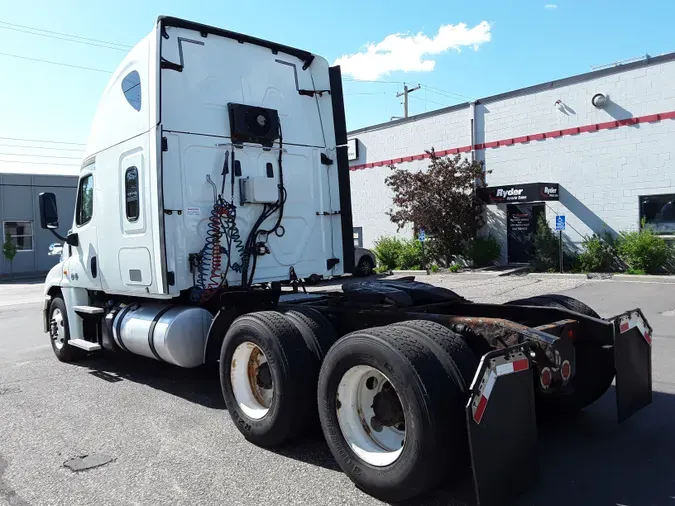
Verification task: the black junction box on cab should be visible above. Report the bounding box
[228,103,280,147]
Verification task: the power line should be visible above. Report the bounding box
[410,95,452,108]
[0,159,79,166]
[421,84,473,101]
[0,136,85,146]
[0,143,83,152]
[0,21,132,49]
[0,153,82,160]
[342,76,472,101]
[0,51,113,74]
[0,24,128,51]
[343,77,403,84]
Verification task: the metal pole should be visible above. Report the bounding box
[396,84,421,118]
[559,230,563,273]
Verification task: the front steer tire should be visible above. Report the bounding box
[48,297,85,363]
[318,325,467,502]
[219,311,316,447]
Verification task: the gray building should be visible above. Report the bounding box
[1,173,77,277]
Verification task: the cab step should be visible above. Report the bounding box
[73,305,105,315]
[68,339,102,352]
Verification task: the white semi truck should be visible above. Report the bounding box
[39,16,653,505]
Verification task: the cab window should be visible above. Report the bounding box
[76,174,94,226]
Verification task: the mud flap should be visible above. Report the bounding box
[613,308,652,422]
[465,344,538,506]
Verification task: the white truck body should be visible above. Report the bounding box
[43,17,353,343]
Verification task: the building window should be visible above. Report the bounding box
[640,194,675,234]
[3,221,33,251]
[122,70,141,111]
[125,167,140,222]
[353,227,363,248]
[76,174,94,226]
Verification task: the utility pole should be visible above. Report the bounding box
[396,83,421,118]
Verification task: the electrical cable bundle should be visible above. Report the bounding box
[239,124,286,289]
[191,121,286,300]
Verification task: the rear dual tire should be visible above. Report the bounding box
[318,322,477,502]
[219,309,338,447]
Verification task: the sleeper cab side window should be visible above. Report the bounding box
[125,167,140,222]
[76,174,94,226]
[122,70,141,111]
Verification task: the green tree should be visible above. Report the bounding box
[385,149,489,266]
[3,232,17,277]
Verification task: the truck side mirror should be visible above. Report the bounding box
[39,192,59,230]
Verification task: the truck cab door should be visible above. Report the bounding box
[66,168,102,289]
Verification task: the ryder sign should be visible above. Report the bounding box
[479,183,559,204]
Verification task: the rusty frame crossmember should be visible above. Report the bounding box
[292,299,599,394]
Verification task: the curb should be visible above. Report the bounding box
[523,273,589,280]
[612,274,675,283]
[391,269,429,276]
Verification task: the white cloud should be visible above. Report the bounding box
[545,4,558,8]
[333,21,491,81]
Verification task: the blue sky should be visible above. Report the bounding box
[0,0,673,174]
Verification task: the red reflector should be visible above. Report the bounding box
[561,360,571,380]
[540,368,552,388]
[513,359,529,372]
[620,321,630,333]
[567,330,574,338]
[473,395,488,424]
[644,331,652,345]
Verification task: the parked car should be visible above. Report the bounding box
[353,246,376,276]
[305,246,376,283]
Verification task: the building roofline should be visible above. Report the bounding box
[348,51,675,137]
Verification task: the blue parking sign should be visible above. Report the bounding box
[555,216,566,231]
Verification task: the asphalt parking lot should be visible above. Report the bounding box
[1,274,674,506]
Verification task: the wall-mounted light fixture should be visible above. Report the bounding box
[592,93,608,108]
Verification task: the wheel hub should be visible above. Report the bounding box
[371,382,404,428]
[231,342,274,420]
[335,365,406,467]
[50,309,65,350]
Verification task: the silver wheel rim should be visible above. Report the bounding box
[360,260,371,275]
[51,308,65,350]
[336,365,405,466]
[230,342,273,420]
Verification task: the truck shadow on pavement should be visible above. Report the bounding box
[423,387,675,506]
[74,353,675,505]
[75,353,226,410]
[277,388,675,506]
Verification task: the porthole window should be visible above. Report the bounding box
[122,71,141,111]
[125,167,140,222]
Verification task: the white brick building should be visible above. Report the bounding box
[347,53,675,264]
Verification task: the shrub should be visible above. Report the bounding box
[616,227,672,274]
[449,264,461,273]
[373,236,404,271]
[532,216,577,272]
[468,235,501,268]
[429,264,439,273]
[577,232,619,273]
[532,215,559,272]
[398,239,425,270]
[626,267,647,275]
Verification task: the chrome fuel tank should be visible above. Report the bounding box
[112,303,212,368]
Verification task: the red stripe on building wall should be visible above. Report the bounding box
[349,110,675,171]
